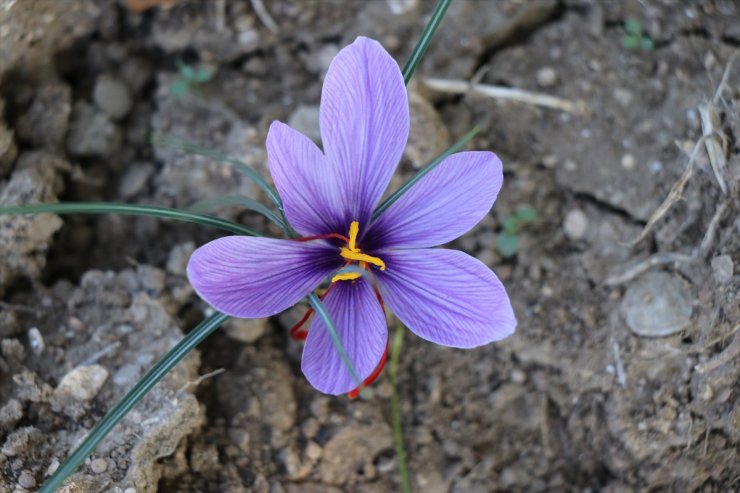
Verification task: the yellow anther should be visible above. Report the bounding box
[348,221,360,252]
[340,248,386,271]
[331,271,363,282]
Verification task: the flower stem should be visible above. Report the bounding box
[390,327,411,493]
[0,202,261,237]
[402,0,452,85]
[38,312,229,493]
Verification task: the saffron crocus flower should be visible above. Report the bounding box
[187,37,516,395]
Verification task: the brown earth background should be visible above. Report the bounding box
[0,1,738,492]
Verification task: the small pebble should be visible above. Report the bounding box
[621,153,636,170]
[90,458,108,474]
[536,66,558,87]
[93,75,133,120]
[563,209,588,241]
[305,441,323,461]
[564,159,578,172]
[542,154,558,168]
[27,327,45,356]
[511,369,526,384]
[621,272,692,337]
[118,163,154,197]
[18,470,36,489]
[711,255,733,284]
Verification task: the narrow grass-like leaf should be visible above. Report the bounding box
[188,195,287,230]
[39,311,230,493]
[149,133,283,211]
[306,292,361,388]
[390,327,411,493]
[0,202,260,237]
[402,0,452,85]
[372,127,480,220]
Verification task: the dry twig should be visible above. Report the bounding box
[604,253,695,286]
[627,136,707,246]
[422,78,589,115]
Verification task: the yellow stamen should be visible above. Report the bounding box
[340,247,386,270]
[331,271,363,282]
[347,221,360,252]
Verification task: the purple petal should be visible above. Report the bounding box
[267,121,345,236]
[302,280,387,395]
[320,36,409,228]
[368,152,503,249]
[376,249,516,348]
[187,236,341,318]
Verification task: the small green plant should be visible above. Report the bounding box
[496,205,537,258]
[621,20,654,51]
[169,60,212,97]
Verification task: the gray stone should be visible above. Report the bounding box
[15,83,72,150]
[118,163,155,198]
[0,98,17,177]
[536,66,558,87]
[66,101,123,157]
[52,364,109,418]
[224,317,268,344]
[93,75,133,119]
[18,470,36,489]
[710,254,733,284]
[563,209,589,241]
[287,105,321,143]
[621,272,693,337]
[0,398,23,431]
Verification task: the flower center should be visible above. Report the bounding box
[331,221,385,282]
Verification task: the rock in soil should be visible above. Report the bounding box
[0,266,202,492]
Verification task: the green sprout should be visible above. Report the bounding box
[621,20,654,51]
[496,205,537,258]
[169,60,213,97]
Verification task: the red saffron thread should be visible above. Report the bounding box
[347,285,388,399]
[288,283,337,341]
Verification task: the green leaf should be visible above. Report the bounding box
[624,20,642,36]
[187,195,287,231]
[496,233,519,257]
[39,312,229,493]
[502,215,519,234]
[402,0,452,85]
[195,68,212,82]
[515,205,538,223]
[307,293,362,388]
[169,80,189,97]
[148,133,285,217]
[177,60,196,80]
[640,38,654,51]
[622,35,639,50]
[372,127,480,220]
[0,202,261,237]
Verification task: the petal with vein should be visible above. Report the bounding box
[320,36,409,227]
[368,151,503,249]
[267,121,345,236]
[302,280,387,395]
[376,249,516,348]
[187,236,341,318]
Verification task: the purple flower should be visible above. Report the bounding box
[187,37,516,395]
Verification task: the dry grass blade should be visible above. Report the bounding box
[699,200,729,257]
[699,51,738,194]
[627,135,707,246]
[422,77,589,115]
[604,252,695,286]
[699,103,728,194]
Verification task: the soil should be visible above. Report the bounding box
[1,0,738,492]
